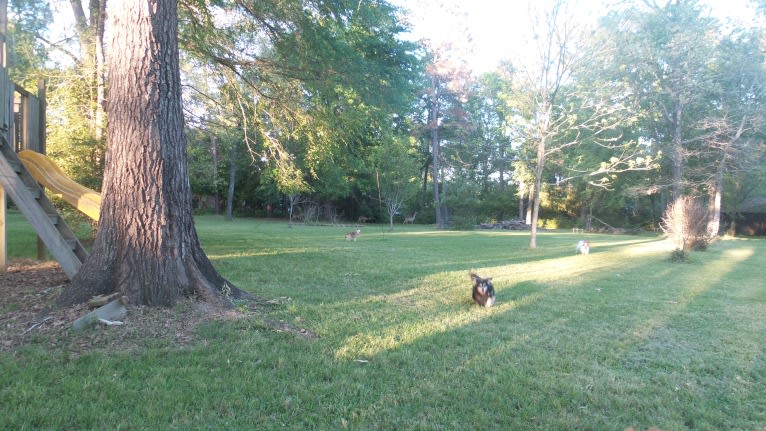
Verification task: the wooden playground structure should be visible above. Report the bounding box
[0,1,94,277]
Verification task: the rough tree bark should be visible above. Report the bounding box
[58,0,249,307]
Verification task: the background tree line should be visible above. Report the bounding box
[8,0,766,238]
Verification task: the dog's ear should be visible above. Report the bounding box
[486,277,493,282]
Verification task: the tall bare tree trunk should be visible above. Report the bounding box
[529,136,546,249]
[69,0,90,56]
[70,0,107,140]
[210,134,220,214]
[670,79,684,201]
[226,140,237,221]
[707,164,723,237]
[526,187,533,225]
[429,75,443,228]
[58,0,247,307]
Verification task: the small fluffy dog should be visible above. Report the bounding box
[576,240,590,255]
[470,272,496,308]
[345,229,361,241]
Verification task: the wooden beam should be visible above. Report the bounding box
[0,0,6,69]
[0,0,6,272]
[37,79,46,155]
[0,185,5,273]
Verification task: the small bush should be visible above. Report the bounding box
[448,214,478,230]
[669,248,689,263]
[660,196,711,251]
[693,238,711,251]
[541,218,561,229]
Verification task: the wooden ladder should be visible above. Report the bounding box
[0,137,88,278]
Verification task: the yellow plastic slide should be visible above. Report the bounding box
[18,150,101,221]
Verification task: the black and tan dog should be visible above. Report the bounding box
[470,272,496,308]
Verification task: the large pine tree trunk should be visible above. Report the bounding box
[58,0,248,307]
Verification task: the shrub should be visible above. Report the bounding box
[660,196,711,251]
[669,248,689,263]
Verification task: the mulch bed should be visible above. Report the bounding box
[0,259,317,355]
[0,260,317,354]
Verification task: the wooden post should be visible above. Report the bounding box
[0,0,7,273]
[0,0,5,68]
[38,79,45,155]
[36,80,46,259]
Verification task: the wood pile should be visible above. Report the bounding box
[475,219,531,230]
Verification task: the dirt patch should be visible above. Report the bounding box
[1,259,316,355]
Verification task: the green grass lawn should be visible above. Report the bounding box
[2,212,765,430]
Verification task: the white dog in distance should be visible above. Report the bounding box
[576,240,590,255]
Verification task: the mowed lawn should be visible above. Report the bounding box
[2,213,765,430]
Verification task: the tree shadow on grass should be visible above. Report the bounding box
[328,239,766,430]
[210,228,668,304]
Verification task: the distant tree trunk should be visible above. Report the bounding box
[70,0,89,53]
[498,152,507,193]
[210,134,220,214]
[58,0,248,307]
[70,0,107,141]
[529,133,546,249]
[429,75,443,228]
[670,79,684,201]
[431,123,442,227]
[439,162,448,225]
[287,194,300,226]
[525,186,533,225]
[226,140,237,220]
[707,165,723,237]
[421,159,429,208]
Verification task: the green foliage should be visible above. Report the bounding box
[598,0,732,199]
[46,120,105,191]
[185,129,221,198]
[3,217,766,429]
[8,0,766,236]
[177,0,421,219]
[371,136,419,227]
[7,0,51,83]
